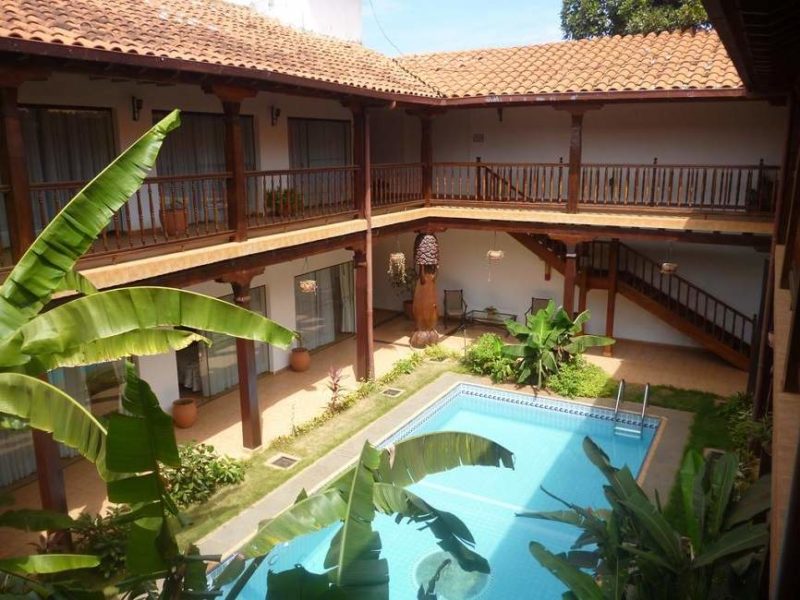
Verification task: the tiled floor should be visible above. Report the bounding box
[0,314,747,558]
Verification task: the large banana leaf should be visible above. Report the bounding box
[0,373,107,476]
[0,509,76,531]
[266,565,346,599]
[724,474,771,529]
[563,334,615,354]
[14,287,294,358]
[37,328,209,371]
[692,523,769,568]
[529,542,604,600]
[0,554,99,575]
[679,450,706,550]
[372,482,489,573]
[54,269,98,296]
[0,111,180,338]
[244,489,348,558]
[704,451,738,539]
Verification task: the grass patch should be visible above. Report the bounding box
[615,382,734,530]
[175,356,456,549]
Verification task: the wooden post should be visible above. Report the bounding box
[353,247,374,381]
[0,85,35,260]
[217,268,264,449]
[207,85,256,242]
[563,243,578,317]
[420,115,433,205]
[31,428,68,514]
[567,112,583,213]
[604,239,619,356]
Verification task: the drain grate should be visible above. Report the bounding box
[267,453,299,470]
[382,387,404,398]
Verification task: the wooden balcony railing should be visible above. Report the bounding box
[246,166,357,228]
[579,162,779,212]
[371,163,423,206]
[29,173,231,257]
[432,161,567,204]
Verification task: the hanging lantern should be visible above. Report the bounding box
[486,249,505,261]
[659,242,678,275]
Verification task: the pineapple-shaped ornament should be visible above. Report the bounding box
[410,232,440,348]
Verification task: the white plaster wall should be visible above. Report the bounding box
[372,230,764,348]
[371,100,786,166]
[226,0,362,41]
[137,353,181,411]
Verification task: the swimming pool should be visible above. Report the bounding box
[230,382,660,599]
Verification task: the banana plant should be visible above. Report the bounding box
[520,437,770,600]
[503,301,613,386]
[240,432,514,599]
[0,109,294,477]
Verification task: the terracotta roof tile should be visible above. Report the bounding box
[0,1,743,100]
[398,29,743,98]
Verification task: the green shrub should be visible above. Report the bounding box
[162,443,246,507]
[72,506,131,579]
[545,357,611,398]
[718,392,772,458]
[463,334,515,383]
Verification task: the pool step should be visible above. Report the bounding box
[611,381,650,439]
[613,425,643,438]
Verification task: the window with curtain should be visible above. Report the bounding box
[20,106,116,231]
[294,262,355,350]
[288,118,351,169]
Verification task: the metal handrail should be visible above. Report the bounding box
[639,383,650,431]
[613,379,625,423]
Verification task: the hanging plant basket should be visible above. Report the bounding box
[388,252,406,277]
[660,262,678,275]
[298,279,318,294]
[486,249,505,262]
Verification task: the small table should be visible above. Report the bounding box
[464,309,518,329]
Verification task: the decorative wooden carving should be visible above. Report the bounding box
[410,233,440,347]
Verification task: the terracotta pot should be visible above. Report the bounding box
[172,398,197,429]
[402,299,414,320]
[162,207,188,237]
[290,347,311,372]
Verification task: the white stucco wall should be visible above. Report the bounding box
[225,0,362,41]
[137,353,181,411]
[372,230,765,348]
[371,100,786,166]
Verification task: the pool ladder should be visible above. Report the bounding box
[612,381,649,438]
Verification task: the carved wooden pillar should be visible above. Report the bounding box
[207,85,256,242]
[567,113,583,213]
[353,247,374,381]
[217,268,264,449]
[604,239,619,356]
[420,114,433,205]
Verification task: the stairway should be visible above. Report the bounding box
[510,234,754,369]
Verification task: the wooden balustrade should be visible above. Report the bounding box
[371,163,423,206]
[245,166,357,228]
[579,162,779,212]
[28,172,231,256]
[432,161,567,203]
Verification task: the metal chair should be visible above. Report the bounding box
[443,289,468,327]
[525,297,551,317]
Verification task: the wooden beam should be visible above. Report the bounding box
[0,85,35,260]
[420,114,433,206]
[217,268,264,449]
[353,246,374,381]
[604,239,619,356]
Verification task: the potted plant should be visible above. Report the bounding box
[272,188,302,218]
[161,198,188,237]
[387,252,417,319]
[289,334,311,372]
[172,398,197,428]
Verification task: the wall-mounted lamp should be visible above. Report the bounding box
[131,96,143,122]
[496,107,504,122]
[270,105,281,126]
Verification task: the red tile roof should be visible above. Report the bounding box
[0,1,743,101]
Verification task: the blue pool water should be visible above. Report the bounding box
[231,383,659,599]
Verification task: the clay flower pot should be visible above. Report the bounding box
[172,398,198,429]
[290,347,311,372]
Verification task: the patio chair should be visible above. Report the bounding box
[443,289,468,327]
[525,297,551,317]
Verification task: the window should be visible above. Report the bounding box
[295,262,355,350]
[288,118,351,168]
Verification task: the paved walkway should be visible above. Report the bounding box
[0,314,745,558]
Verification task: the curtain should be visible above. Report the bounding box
[20,107,115,231]
[200,286,270,397]
[0,367,89,487]
[295,268,338,350]
[338,262,355,333]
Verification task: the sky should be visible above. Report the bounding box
[361,0,565,56]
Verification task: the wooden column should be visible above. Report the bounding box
[604,239,619,356]
[0,85,35,260]
[207,85,256,243]
[420,114,433,205]
[351,105,372,219]
[353,247,374,381]
[566,113,583,213]
[563,243,578,317]
[31,428,68,514]
[217,268,264,449]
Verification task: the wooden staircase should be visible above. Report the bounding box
[510,233,754,369]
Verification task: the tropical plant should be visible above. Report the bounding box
[521,437,770,600]
[161,442,246,508]
[326,366,346,413]
[545,356,612,398]
[244,432,514,599]
[0,110,295,594]
[463,333,515,383]
[72,506,132,580]
[503,301,614,387]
